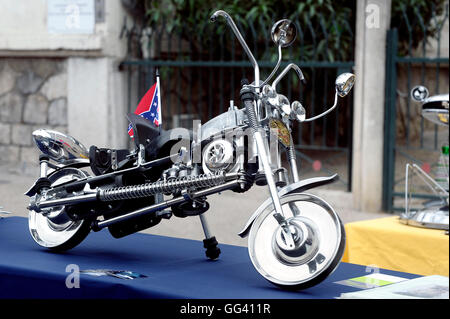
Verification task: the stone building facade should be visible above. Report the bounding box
[0,0,131,166]
[0,58,68,163]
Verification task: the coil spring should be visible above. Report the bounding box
[99,171,226,202]
[244,100,260,132]
[287,143,296,161]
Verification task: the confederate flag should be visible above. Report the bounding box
[128,81,161,137]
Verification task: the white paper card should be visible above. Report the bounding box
[339,275,449,299]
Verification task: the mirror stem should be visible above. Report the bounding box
[303,92,338,122]
[248,45,282,89]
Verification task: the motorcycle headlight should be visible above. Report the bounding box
[291,101,306,122]
[262,84,277,99]
[278,94,291,116]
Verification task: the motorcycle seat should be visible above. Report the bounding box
[127,113,160,147]
[127,113,192,160]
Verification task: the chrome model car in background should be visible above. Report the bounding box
[401,85,449,230]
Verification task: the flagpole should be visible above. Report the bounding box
[156,68,162,130]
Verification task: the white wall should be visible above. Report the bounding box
[0,0,132,150]
[67,57,128,148]
[0,0,128,56]
[352,0,392,212]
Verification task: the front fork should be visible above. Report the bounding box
[240,87,296,248]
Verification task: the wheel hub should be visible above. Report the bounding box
[272,216,320,265]
[28,168,89,248]
[202,140,236,174]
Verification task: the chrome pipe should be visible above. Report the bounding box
[303,92,338,122]
[272,63,305,91]
[35,172,241,213]
[191,180,240,198]
[36,193,98,210]
[96,196,185,229]
[260,45,282,88]
[199,214,212,239]
[40,161,48,178]
[289,153,300,183]
[243,96,295,248]
[96,180,240,230]
[247,45,283,89]
[211,10,260,90]
[253,132,285,217]
[287,128,300,183]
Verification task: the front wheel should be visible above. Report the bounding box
[248,193,345,290]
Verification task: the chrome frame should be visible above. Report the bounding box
[95,180,241,230]
[212,10,296,248]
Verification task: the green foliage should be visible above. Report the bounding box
[391,0,448,56]
[144,0,355,62]
[140,0,448,61]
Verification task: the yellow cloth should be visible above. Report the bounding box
[342,216,449,276]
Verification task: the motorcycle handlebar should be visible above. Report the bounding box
[272,63,305,90]
[211,11,339,125]
[210,10,260,91]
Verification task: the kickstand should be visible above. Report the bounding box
[199,214,221,260]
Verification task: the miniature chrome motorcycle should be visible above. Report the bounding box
[26,10,355,289]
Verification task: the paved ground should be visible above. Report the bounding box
[0,162,390,247]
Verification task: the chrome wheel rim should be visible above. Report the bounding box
[28,168,88,248]
[248,193,344,287]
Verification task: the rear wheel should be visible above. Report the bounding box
[248,193,345,290]
[28,168,92,252]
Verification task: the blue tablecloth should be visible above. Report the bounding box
[0,217,420,299]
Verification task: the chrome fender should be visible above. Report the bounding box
[32,129,89,163]
[238,174,339,238]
